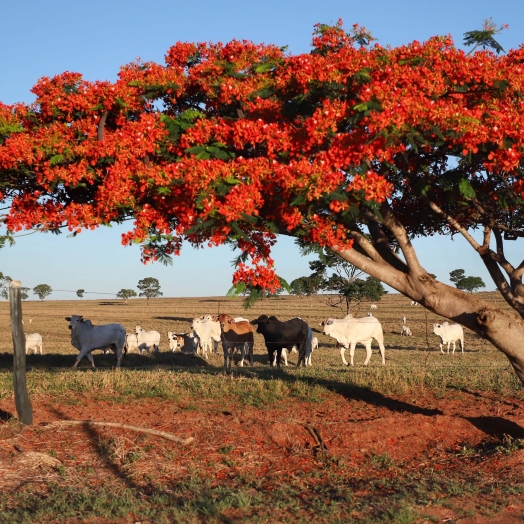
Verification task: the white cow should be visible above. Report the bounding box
[410,301,419,306]
[321,316,386,366]
[135,326,160,353]
[167,331,178,352]
[125,333,139,353]
[433,322,464,354]
[66,315,126,369]
[191,316,221,359]
[25,333,42,355]
[400,325,412,336]
[370,304,378,310]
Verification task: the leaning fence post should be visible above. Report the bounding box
[9,280,33,425]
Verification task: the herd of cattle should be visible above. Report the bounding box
[20,310,466,370]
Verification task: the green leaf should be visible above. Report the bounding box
[353,103,368,112]
[254,62,276,73]
[226,282,246,297]
[458,179,476,199]
[49,154,64,166]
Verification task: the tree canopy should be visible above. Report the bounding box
[2,20,524,381]
[290,250,386,313]
[137,278,162,301]
[116,288,137,301]
[32,284,52,301]
[449,269,486,293]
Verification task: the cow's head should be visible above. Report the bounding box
[320,318,334,334]
[250,314,270,334]
[65,315,83,330]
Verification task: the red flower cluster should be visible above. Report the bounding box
[2,21,524,292]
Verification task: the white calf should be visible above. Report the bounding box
[25,333,42,355]
[400,325,412,336]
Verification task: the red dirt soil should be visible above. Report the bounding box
[1,389,524,523]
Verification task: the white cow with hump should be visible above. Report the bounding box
[433,322,464,354]
[321,315,386,366]
[66,315,126,369]
[191,316,222,359]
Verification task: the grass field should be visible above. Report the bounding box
[0,292,523,523]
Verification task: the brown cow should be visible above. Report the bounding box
[218,314,254,367]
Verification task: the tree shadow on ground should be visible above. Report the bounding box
[153,316,194,323]
[465,416,524,440]
[0,408,13,421]
[46,405,143,492]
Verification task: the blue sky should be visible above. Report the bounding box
[1,0,524,299]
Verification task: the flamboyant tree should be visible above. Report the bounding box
[2,20,524,380]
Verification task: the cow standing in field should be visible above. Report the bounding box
[135,326,160,353]
[25,333,43,355]
[251,315,309,367]
[433,322,464,354]
[191,316,222,359]
[218,314,254,367]
[125,333,139,353]
[66,315,126,369]
[321,315,386,366]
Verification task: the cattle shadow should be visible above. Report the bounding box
[0,351,211,371]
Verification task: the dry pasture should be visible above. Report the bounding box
[0,292,523,523]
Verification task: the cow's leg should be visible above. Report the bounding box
[282,348,288,366]
[363,341,372,366]
[238,344,245,367]
[247,342,254,367]
[378,342,386,365]
[440,342,445,354]
[268,349,275,367]
[340,344,349,366]
[348,343,356,366]
[451,341,456,354]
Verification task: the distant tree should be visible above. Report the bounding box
[76,289,85,298]
[450,269,486,293]
[137,278,162,302]
[291,248,386,314]
[33,284,52,301]
[117,288,137,302]
[20,287,29,301]
[0,272,12,300]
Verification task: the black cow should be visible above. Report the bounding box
[251,315,310,367]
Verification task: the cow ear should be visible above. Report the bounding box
[65,317,71,321]
[327,319,333,325]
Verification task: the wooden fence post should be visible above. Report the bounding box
[9,280,33,425]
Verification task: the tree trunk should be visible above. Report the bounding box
[335,247,524,383]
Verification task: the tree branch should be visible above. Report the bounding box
[366,219,410,273]
[427,199,481,251]
[46,420,194,445]
[97,112,109,141]
[380,203,425,275]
